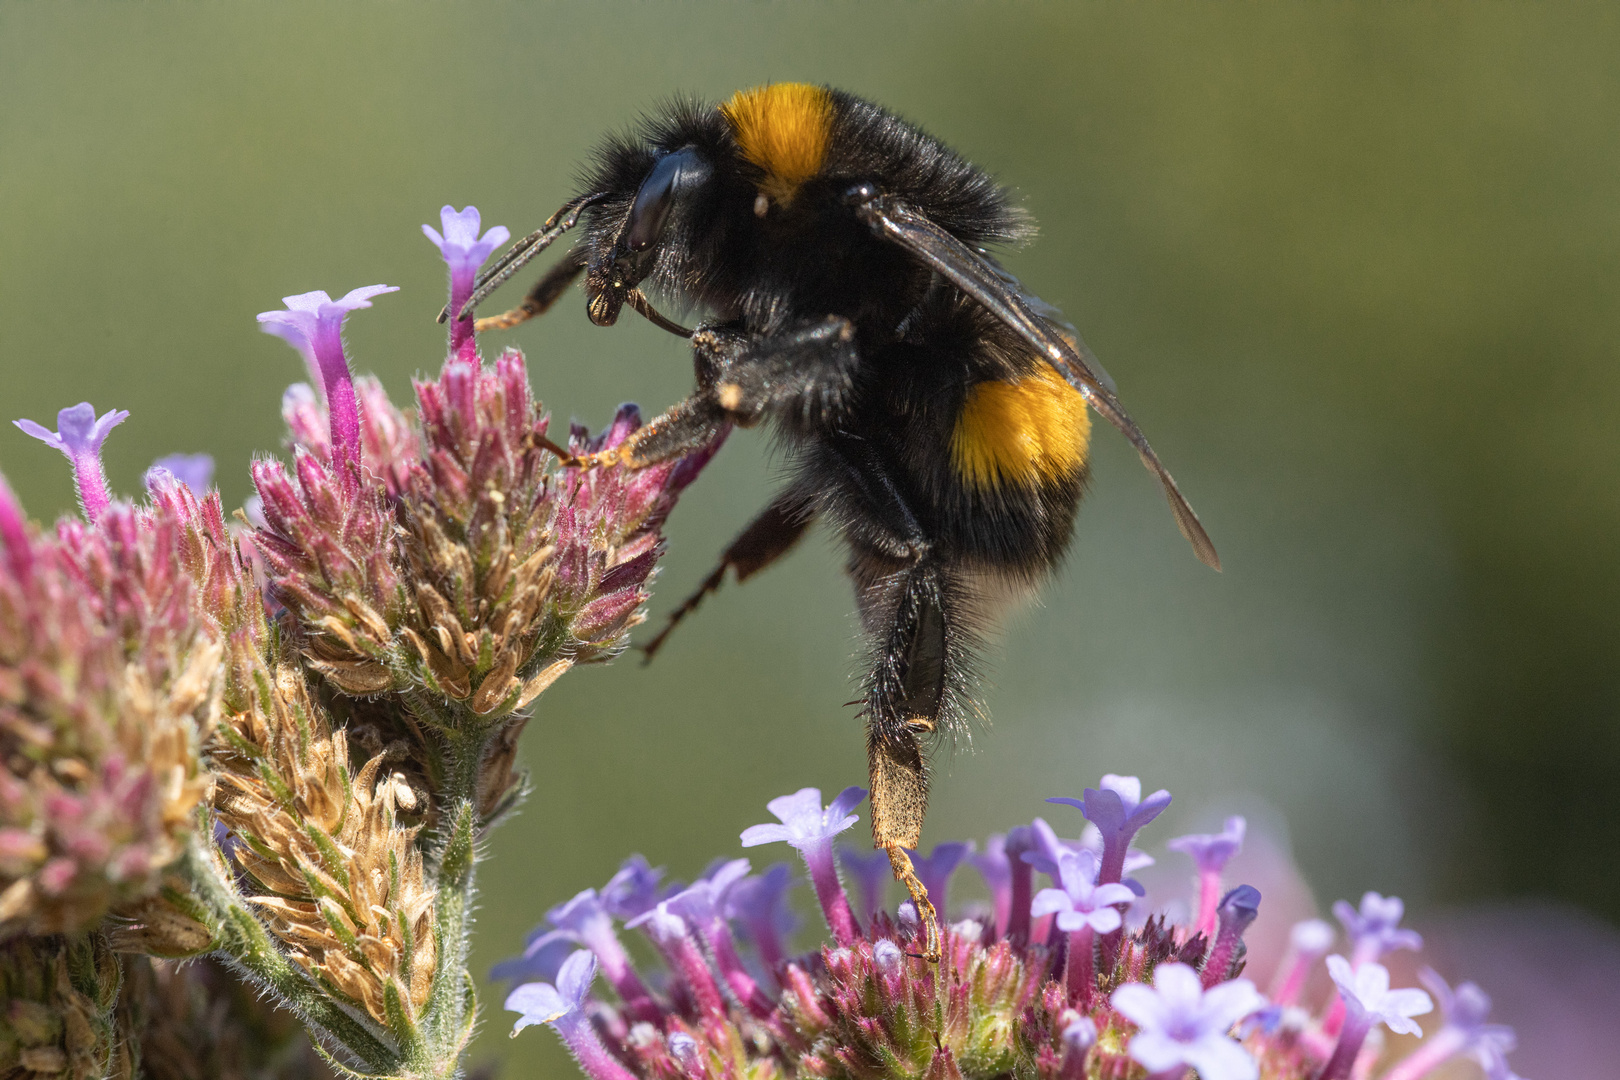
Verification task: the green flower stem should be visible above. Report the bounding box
[415,717,498,1076]
[182,833,401,1072]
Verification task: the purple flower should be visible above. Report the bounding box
[1030,850,1135,935]
[423,205,510,361]
[258,286,398,490]
[725,863,798,971]
[1111,962,1264,1080]
[0,473,32,579]
[494,886,655,1018]
[601,854,673,921]
[1334,890,1423,967]
[872,937,904,977]
[1318,956,1434,1080]
[15,403,129,521]
[1047,773,1171,886]
[905,841,972,919]
[668,859,773,1018]
[1380,969,1521,1080]
[1059,1016,1097,1080]
[666,1032,703,1079]
[627,901,727,1018]
[741,786,865,947]
[1167,816,1246,874]
[1201,885,1262,988]
[146,454,215,497]
[840,845,894,923]
[968,834,1012,938]
[1269,917,1335,1006]
[740,786,864,850]
[508,951,636,1080]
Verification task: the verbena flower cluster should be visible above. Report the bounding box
[0,206,719,1080]
[499,778,1526,1080]
[0,201,1529,1080]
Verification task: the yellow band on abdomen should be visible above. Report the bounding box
[951,367,1091,490]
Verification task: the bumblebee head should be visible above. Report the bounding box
[585,145,713,327]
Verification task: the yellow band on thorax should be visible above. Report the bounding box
[951,367,1091,490]
[720,83,834,205]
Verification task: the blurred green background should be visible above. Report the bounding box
[3,2,1617,1073]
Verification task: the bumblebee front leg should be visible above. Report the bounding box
[473,247,587,332]
[576,317,861,469]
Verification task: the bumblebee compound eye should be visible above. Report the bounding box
[624,145,709,253]
[843,181,881,207]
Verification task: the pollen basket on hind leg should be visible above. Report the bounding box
[951,366,1092,490]
[720,83,834,205]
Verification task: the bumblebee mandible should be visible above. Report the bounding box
[451,83,1219,959]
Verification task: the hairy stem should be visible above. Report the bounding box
[415,721,494,1075]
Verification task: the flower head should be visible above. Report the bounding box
[1030,849,1135,934]
[1168,815,1247,874]
[508,948,597,1035]
[1334,890,1423,966]
[742,786,865,946]
[741,786,865,851]
[1047,773,1171,885]
[424,205,511,361]
[1326,956,1432,1036]
[1111,962,1264,1080]
[15,403,129,521]
[258,285,397,487]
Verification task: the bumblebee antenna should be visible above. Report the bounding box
[438,192,609,324]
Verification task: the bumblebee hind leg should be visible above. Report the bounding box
[859,554,966,962]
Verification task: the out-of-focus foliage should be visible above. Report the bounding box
[2,4,1616,1076]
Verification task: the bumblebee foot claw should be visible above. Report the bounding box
[886,844,941,963]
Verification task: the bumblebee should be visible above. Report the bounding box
[453,83,1219,959]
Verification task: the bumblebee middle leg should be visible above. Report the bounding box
[641,485,818,662]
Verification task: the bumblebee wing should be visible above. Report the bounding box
[856,195,1220,571]
[977,248,1118,395]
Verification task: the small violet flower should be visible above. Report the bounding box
[1381,969,1520,1080]
[968,834,1012,938]
[1033,848,1135,1003]
[146,453,215,497]
[725,863,799,972]
[1048,773,1171,886]
[1031,850,1135,936]
[422,205,510,361]
[740,786,865,947]
[600,854,673,921]
[839,845,894,923]
[507,950,636,1080]
[1111,961,1264,1080]
[258,285,398,491]
[1318,956,1434,1080]
[1334,890,1424,968]
[1268,917,1336,1006]
[15,403,129,521]
[1168,815,1246,938]
[905,840,972,919]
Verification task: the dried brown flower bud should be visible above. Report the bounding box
[0,934,122,1080]
[211,648,435,1027]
